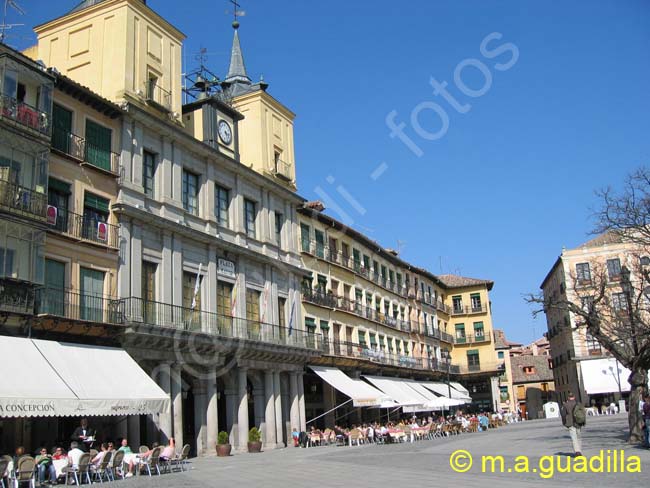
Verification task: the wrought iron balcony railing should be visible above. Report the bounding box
[0,94,51,135]
[47,207,119,249]
[453,333,490,345]
[51,126,120,175]
[122,297,322,350]
[271,158,293,181]
[143,81,172,111]
[0,178,47,221]
[0,279,36,314]
[35,287,124,324]
[451,304,488,315]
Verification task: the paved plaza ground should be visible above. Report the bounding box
[113,415,648,487]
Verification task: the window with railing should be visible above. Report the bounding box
[470,293,482,312]
[452,295,463,313]
[1,61,52,135]
[315,230,325,258]
[300,223,310,252]
[467,350,480,371]
[455,323,466,343]
[473,321,485,339]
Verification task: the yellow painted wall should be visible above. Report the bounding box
[34,0,185,116]
[233,91,296,187]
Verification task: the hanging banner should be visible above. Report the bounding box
[46,205,58,225]
[97,221,108,241]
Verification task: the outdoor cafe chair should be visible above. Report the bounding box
[170,444,190,472]
[138,445,149,454]
[348,428,362,447]
[13,456,35,488]
[90,450,113,483]
[107,450,125,481]
[64,452,91,486]
[138,446,161,476]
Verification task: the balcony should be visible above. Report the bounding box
[0,94,50,136]
[302,289,412,332]
[435,300,451,314]
[323,340,461,373]
[35,287,124,324]
[51,127,121,176]
[143,81,172,112]
[451,304,487,316]
[122,297,321,350]
[47,207,120,249]
[454,333,490,345]
[271,158,293,182]
[0,178,47,221]
[301,240,410,299]
[0,279,36,314]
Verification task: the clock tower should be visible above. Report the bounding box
[221,20,297,191]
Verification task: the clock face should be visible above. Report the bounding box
[218,120,232,145]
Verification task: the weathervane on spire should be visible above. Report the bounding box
[227,0,245,29]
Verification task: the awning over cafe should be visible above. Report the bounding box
[448,382,473,402]
[421,382,469,404]
[0,336,169,417]
[309,366,392,407]
[363,376,430,411]
[580,358,631,395]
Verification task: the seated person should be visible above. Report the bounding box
[117,438,138,478]
[35,446,56,485]
[67,442,85,469]
[91,444,108,467]
[291,427,300,447]
[159,438,176,462]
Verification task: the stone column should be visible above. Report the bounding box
[225,388,238,446]
[273,371,283,446]
[289,372,300,434]
[264,370,277,448]
[237,367,249,451]
[117,218,131,299]
[156,363,172,442]
[206,368,218,454]
[297,372,306,432]
[193,382,206,456]
[253,388,265,433]
[171,364,184,448]
[127,415,141,449]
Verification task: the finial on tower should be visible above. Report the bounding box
[229,0,244,29]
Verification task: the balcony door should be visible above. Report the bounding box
[47,178,70,233]
[142,261,157,324]
[80,267,105,322]
[43,259,65,316]
[85,120,111,170]
[52,104,72,154]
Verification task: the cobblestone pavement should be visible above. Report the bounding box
[106,415,648,487]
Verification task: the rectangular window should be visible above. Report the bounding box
[607,258,621,281]
[47,178,70,233]
[244,199,256,239]
[215,185,230,227]
[455,323,466,343]
[182,170,199,215]
[315,229,325,258]
[473,321,484,339]
[217,281,233,331]
[467,350,480,370]
[586,333,602,355]
[142,261,157,323]
[381,265,387,286]
[611,292,627,311]
[246,288,261,338]
[316,274,327,293]
[275,212,283,247]
[341,243,350,263]
[470,293,482,311]
[353,249,361,271]
[396,273,402,290]
[83,192,109,243]
[79,266,105,322]
[452,295,463,313]
[358,330,366,347]
[43,258,65,316]
[85,120,112,171]
[278,297,286,328]
[300,223,310,252]
[363,254,371,271]
[143,150,156,197]
[52,104,73,154]
[497,350,504,359]
[182,271,202,311]
[576,262,591,283]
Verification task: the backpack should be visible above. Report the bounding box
[573,403,586,426]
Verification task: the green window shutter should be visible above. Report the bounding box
[467,349,479,356]
[52,104,73,153]
[455,323,465,330]
[319,320,329,330]
[369,334,377,344]
[305,317,316,329]
[358,331,366,344]
[85,120,112,170]
[48,178,71,195]
[84,192,110,213]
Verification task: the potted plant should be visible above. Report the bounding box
[216,431,231,457]
[247,427,262,453]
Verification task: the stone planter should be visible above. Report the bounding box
[216,443,232,457]
[247,441,262,453]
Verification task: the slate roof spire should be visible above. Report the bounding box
[224,21,251,85]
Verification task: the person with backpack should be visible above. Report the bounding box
[561,392,586,456]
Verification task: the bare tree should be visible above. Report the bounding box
[529,168,650,443]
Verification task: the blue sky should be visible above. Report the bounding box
[7,0,650,343]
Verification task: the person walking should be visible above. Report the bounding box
[561,392,586,456]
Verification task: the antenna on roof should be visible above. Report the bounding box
[1,0,25,43]
[397,240,406,255]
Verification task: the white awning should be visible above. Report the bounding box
[363,376,430,411]
[309,366,392,407]
[0,337,169,418]
[420,382,468,405]
[400,380,450,409]
[449,382,473,402]
[580,358,631,395]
